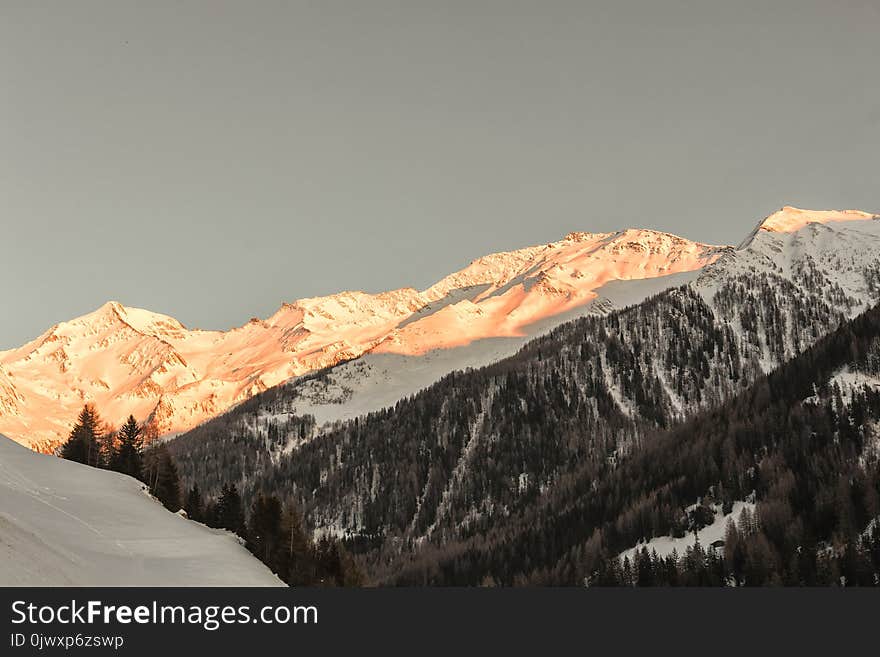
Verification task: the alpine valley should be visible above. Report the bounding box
[4,206,880,586]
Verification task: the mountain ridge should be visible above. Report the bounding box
[1,224,725,450]
[164,229,880,585]
[222,205,880,436]
[2,206,875,450]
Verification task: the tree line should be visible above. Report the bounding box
[58,404,181,510]
[183,482,362,586]
[56,404,361,586]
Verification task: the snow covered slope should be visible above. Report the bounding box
[271,269,708,429]
[721,206,880,298]
[249,206,880,434]
[618,502,755,563]
[0,434,282,586]
[3,206,876,451]
[695,206,880,366]
[0,228,722,450]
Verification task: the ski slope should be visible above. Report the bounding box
[0,434,283,586]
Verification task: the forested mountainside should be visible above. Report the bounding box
[385,301,880,586]
[171,239,875,496]
[168,274,877,582]
[182,298,880,585]
[164,211,880,585]
[170,213,880,488]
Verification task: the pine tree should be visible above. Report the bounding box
[315,538,364,587]
[59,404,103,467]
[279,501,312,585]
[184,484,203,522]
[144,444,181,511]
[110,415,143,480]
[97,423,116,469]
[247,493,283,567]
[216,484,246,536]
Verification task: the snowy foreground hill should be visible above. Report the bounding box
[0,434,282,586]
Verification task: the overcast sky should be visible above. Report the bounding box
[2,1,879,348]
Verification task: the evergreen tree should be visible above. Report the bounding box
[247,493,283,567]
[59,404,103,467]
[184,484,203,522]
[314,537,364,587]
[144,444,181,511]
[278,501,313,585]
[216,484,246,536]
[110,415,143,480]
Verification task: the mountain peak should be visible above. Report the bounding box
[734,206,878,250]
[99,299,124,312]
[69,301,187,341]
[81,300,126,321]
[563,230,604,242]
[759,206,877,234]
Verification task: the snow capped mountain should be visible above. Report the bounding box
[3,207,877,452]
[240,206,880,433]
[162,208,880,584]
[702,206,880,319]
[0,227,722,451]
[376,228,722,355]
[737,206,878,247]
[0,433,282,586]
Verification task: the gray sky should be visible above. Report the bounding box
[2,1,879,349]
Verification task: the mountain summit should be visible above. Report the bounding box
[737,205,878,249]
[759,205,877,234]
